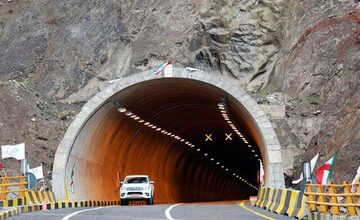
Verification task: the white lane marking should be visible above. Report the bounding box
[61,207,104,220]
[165,203,181,220]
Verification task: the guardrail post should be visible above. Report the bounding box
[317,185,328,213]
[306,181,317,211]
[0,177,8,200]
[343,181,356,216]
[328,181,340,215]
[19,176,26,198]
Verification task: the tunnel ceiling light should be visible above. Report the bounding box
[216,103,261,165]
[118,107,127,113]
[117,103,217,166]
[117,103,251,187]
[251,150,255,153]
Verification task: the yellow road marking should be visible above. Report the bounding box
[239,202,276,220]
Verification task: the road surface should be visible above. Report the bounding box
[10,201,291,220]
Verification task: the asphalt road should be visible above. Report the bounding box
[10,202,291,220]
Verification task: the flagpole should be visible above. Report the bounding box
[40,163,45,191]
[41,179,46,191]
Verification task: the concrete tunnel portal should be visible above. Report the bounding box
[52,67,285,204]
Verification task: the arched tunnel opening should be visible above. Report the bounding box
[53,69,284,204]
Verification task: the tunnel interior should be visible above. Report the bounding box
[66,78,265,203]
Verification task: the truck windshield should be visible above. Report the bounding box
[126,177,148,184]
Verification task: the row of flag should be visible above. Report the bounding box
[259,152,359,190]
[291,153,337,185]
[1,143,44,180]
[291,152,360,191]
[3,142,359,189]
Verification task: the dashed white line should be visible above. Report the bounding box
[61,207,104,220]
[165,203,181,220]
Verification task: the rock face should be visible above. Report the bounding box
[0,0,359,186]
[269,0,360,183]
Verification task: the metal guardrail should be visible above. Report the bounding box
[305,180,360,216]
[0,176,28,200]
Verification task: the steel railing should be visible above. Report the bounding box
[305,180,360,216]
[0,176,28,200]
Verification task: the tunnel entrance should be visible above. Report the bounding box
[53,67,284,203]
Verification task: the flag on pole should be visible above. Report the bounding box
[316,154,336,184]
[292,153,319,184]
[259,160,265,185]
[28,164,44,180]
[351,165,360,192]
[1,143,25,160]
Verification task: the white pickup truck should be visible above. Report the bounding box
[120,175,154,205]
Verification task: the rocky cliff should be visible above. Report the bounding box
[0,0,359,188]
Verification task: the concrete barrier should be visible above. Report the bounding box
[255,187,265,207]
[25,191,56,206]
[0,197,26,207]
[0,190,120,219]
[0,205,41,220]
[254,187,308,219]
[0,199,120,219]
